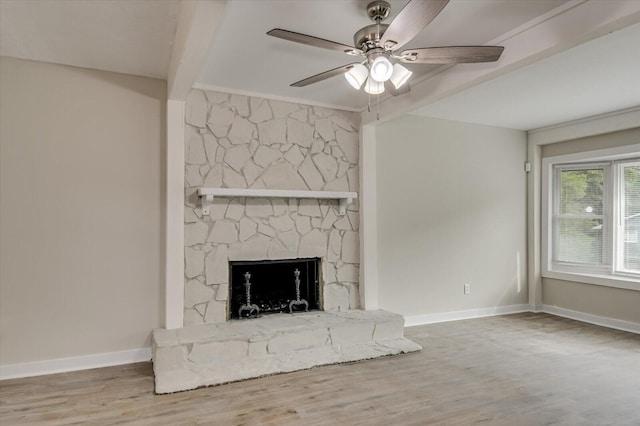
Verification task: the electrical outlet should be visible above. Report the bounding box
[464,284,470,295]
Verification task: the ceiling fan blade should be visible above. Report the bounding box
[380,0,450,51]
[267,29,363,55]
[400,46,504,64]
[385,80,411,96]
[291,63,361,87]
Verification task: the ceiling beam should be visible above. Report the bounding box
[167,0,227,101]
[528,106,640,145]
[362,0,640,124]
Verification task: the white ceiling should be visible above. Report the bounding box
[0,0,180,79]
[411,23,640,130]
[196,0,570,110]
[0,0,638,130]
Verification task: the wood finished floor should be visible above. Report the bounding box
[1,313,639,426]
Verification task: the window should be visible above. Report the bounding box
[544,153,640,286]
[553,163,608,273]
[619,160,640,274]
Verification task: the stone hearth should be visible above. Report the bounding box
[152,310,421,394]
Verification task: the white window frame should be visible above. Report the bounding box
[541,144,640,291]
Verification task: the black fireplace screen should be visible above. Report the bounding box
[229,258,321,319]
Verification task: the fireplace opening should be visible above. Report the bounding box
[229,258,321,319]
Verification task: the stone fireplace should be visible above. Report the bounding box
[150,89,421,394]
[183,89,361,325]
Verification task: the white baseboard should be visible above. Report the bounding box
[404,303,639,335]
[541,305,640,334]
[529,304,544,313]
[2,306,636,381]
[0,347,151,381]
[404,304,531,327]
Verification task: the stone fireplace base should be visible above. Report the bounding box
[152,310,421,394]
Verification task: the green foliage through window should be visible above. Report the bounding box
[560,169,603,215]
[557,168,604,265]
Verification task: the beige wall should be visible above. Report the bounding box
[540,127,640,323]
[0,57,166,365]
[544,279,640,323]
[375,115,528,317]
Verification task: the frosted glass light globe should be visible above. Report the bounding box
[390,63,412,89]
[364,77,385,94]
[344,64,368,90]
[370,56,393,82]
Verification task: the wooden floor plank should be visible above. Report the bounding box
[1,313,639,425]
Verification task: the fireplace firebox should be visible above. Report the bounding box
[229,258,321,319]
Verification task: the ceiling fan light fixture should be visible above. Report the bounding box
[369,55,393,82]
[364,77,385,95]
[268,0,505,102]
[344,64,368,89]
[390,63,412,89]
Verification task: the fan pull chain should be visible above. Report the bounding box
[366,87,380,120]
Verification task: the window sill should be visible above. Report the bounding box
[543,270,640,291]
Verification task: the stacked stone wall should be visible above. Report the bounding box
[183,89,360,325]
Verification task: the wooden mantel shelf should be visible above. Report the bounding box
[197,188,358,216]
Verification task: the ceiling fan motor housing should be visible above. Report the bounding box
[354,23,389,52]
[367,1,391,22]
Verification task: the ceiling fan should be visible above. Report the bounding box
[266,0,504,96]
